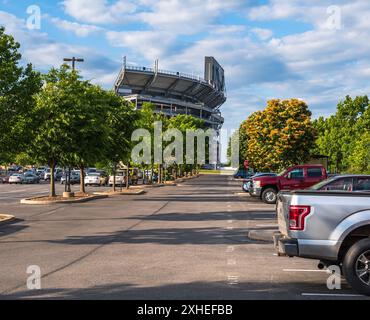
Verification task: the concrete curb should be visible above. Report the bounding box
[20,194,108,205]
[0,214,16,226]
[93,190,146,196]
[247,229,277,243]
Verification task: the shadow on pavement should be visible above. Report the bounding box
[0,219,27,238]
[2,279,363,300]
[125,211,276,222]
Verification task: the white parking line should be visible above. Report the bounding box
[226,246,234,253]
[283,268,327,273]
[227,275,239,285]
[256,224,278,228]
[228,220,233,224]
[227,259,237,266]
[301,293,364,297]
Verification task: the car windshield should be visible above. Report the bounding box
[309,177,336,190]
[88,173,100,176]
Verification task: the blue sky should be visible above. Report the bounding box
[1,0,370,132]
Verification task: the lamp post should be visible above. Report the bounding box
[63,57,84,71]
[62,57,84,193]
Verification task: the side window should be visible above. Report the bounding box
[289,169,304,179]
[307,168,323,178]
[325,178,353,191]
[354,178,370,191]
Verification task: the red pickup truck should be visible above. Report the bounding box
[250,164,327,204]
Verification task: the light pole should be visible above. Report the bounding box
[62,57,84,193]
[63,57,84,71]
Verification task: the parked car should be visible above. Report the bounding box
[242,172,277,192]
[61,171,80,185]
[274,189,370,295]
[9,173,25,184]
[23,172,40,184]
[250,164,327,204]
[234,168,253,179]
[36,167,48,177]
[0,174,11,184]
[310,175,370,192]
[109,171,128,187]
[84,171,108,187]
[8,165,22,173]
[44,168,63,181]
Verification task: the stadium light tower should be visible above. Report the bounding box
[63,57,84,71]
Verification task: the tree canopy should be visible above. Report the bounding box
[241,99,316,172]
[313,95,370,173]
[0,26,42,164]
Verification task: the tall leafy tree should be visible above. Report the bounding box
[0,27,42,164]
[28,66,109,196]
[242,99,316,171]
[313,95,369,173]
[103,92,138,191]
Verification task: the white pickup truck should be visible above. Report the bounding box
[274,190,370,295]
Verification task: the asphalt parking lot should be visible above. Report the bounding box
[0,175,368,300]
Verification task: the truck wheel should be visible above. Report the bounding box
[262,188,277,204]
[343,238,370,296]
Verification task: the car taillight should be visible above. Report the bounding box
[289,205,311,231]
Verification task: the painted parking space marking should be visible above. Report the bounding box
[227,259,237,266]
[256,224,278,228]
[226,246,234,253]
[227,275,239,285]
[283,269,327,272]
[301,293,364,297]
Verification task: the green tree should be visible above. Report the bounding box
[242,99,316,171]
[103,92,138,191]
[28,66,110,196]
[0,27,42,164]
[313,95,369,173]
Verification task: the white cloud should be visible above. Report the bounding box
[61,0,137,24]
[49,16,103,37]
[136,0,242,35]
[251,28,273,40]
[0,10,120,88]
[106,30,176,61]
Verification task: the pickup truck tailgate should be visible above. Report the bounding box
[277,192,292,236]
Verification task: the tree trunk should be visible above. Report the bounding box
[50,160,56,197]
[113,163,117,192]
[151,162,154,184]
[126,162,130,190]
[80,165,86,194]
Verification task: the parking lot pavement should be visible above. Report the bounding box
[0,176,369,300]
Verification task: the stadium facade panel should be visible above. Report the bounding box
[114,57,226,131]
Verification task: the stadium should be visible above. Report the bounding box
[114,57,226,131]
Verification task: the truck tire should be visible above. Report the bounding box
[343,238,370,296]
[262,188,277,204]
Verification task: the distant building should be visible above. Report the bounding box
[114,57,226,131]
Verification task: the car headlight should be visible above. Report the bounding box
[254,181,261,188]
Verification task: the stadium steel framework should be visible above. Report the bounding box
[114,57,226,131]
